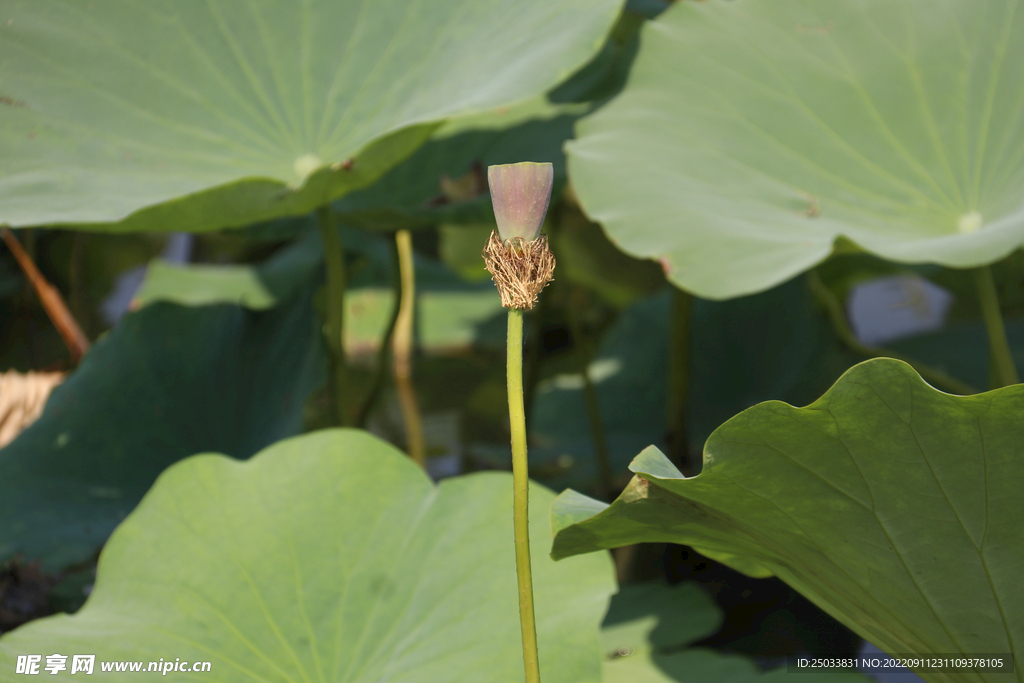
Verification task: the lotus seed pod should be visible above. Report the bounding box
[487,162,554,242]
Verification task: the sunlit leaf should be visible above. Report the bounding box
[567,0,1024,299]
[0,0,622,232]
[0,430,615,682]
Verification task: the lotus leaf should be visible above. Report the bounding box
[567,0,1024,299]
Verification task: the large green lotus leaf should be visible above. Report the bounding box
[546,10,642,106]
[332,1,666,232]
[0,0,622,232]
[566,0,1024,299]
[0,430,616,682]
[0,287,325,569]
[551,359,1023,683]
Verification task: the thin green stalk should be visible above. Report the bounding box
[807,270,977,396]
[393,229,426,467]
[973,265,1019,388]
[317,205,348,426]
[666,287,692,471]
[357,235,402,429]
[507,307,541,683]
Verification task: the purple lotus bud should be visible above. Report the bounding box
[487,162,554,242]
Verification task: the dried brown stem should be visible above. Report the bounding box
[482,231,555,310]
[2,229,90,365]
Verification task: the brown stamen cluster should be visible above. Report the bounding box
[482,231,556,310]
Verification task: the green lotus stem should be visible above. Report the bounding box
[666,287,692,470]
[484,162,556,683]
[507,307,541,683]
[316,205,348,426]
[973,265,1019,388]
[393,229,426,467]
[807,270,977,396]
[357,235,402,429]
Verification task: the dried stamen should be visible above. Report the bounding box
[482,231,556,310]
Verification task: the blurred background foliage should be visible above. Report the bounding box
[2,0,1022,680]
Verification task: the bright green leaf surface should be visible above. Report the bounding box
[553,359,1024,683]
[0,430,616,682]
[0,0,622,232]
[567,0,1024,299]
[0,288,324,568]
